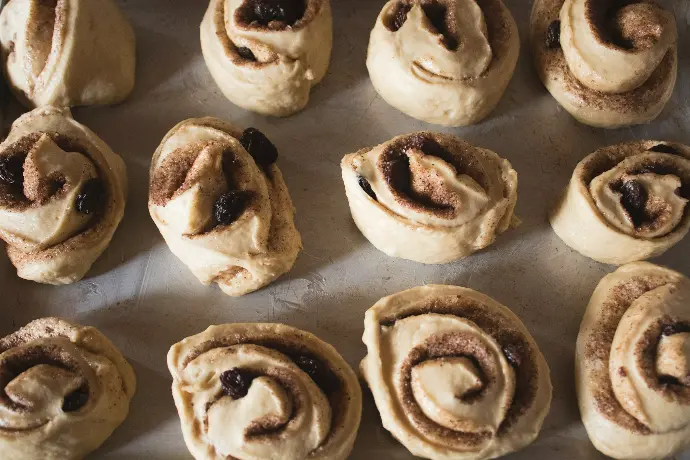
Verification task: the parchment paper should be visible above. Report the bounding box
[1,1,689,459]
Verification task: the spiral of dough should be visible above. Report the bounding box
[550,140,690,264]
[0,106,127,284]
[0,0,135,108]
[341,132,518,264]
[0,317,136,460]
[577,262,690,459]
[361,285,552,460]
[167,323,362,460]
[200,0,332,116]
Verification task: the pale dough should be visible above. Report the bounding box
[361,284,552,460]
[167,322,362,460]
[0,106,128,284]
[0,0,136,108]
[0,317,136,460]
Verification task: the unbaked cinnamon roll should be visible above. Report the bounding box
[531,0,678,128]
[0,106,127,284]
[0,0,136,108]
[361,285,552,460]
[341,132,518,264]
[577,262,690,459]
[200,0,332,117]
[367,0,519,126]
[149,117,301,296]
[0,317,136,460]
[167,323,362,460]
[550,140,690,265]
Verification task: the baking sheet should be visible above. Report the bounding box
[1,0,689,459]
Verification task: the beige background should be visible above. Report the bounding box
[1,0,689,458]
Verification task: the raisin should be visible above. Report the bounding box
[236,46,256,61]
[662,323,690,336]
[252,0,304,26]
[546,20,561,49]
[502,344,522,368]
[62,386,89,412]
[0,155,24,186]
[391,4,412,31]
[617,180,648,227]
[75,179,105,215]
[294,354,336,392]
[649,144,679,155]
[213,191,251,226]
[220,368,255,399]
[357,176,376,200]
[240,128,279,167]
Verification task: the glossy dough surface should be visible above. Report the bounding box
[200,0,332,116]
[367,0,519,126]
[0,106,127,284]
[530,0,677,128]
[167,323,362,460]
[361,285,552,460]
[550,140,690,264]
[577,262,690,459]
[0,0,136,108]
[0,317,136,460]
[341,132,518,264]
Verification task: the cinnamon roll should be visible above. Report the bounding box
[149,118,301,296]
[366,0,519,127]
[361,285,552,460]
[0,317,136,460]
[577,262,690,459]
[0,0,136,108]
[0,106,127,284]
[341,132,519,264]
[200,0,332,117]
[531,0,678,128]
[550,140,690,265]
[167,323,362,460]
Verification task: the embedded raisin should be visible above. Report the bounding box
[220,368,255,399]
[213,191,251,226]
[357,176,376,200]
[649,144,679,155]
[503,344,522,368]
[546,20,561,49]
[240,128,279,167]
[62,387,89,412]
[75,179,105,215]
[252,0,304,26]
[0,155,24,186]
[236,46,256,61]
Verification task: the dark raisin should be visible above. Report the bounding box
[295,354,336,391]
[220,368,255,399]
[213,190,251,226]
[357,176,376,200]
[649,144,679,155]
[236,46,256,61]
[618,180,648,227]
[634,163,676,176]
[391,4,412,31]
[0,155,24,186]
[62,386,89,412]
[546,20,561,49]
[502,344,522,368]
[75,179,105,215]
[659,375,682,387]
[252,0,304,26]
[240,128,279,167]
[662,323,690,336]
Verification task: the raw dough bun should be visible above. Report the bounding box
[167,322,362,460]
[577,262,690,459]
[366,0,519,126]
[361,284,552,460]
[200,0,332,116]
[0,0,136,108]
[550,140,690,264]
[0,317,136,460]
[148,117,301,296]
[0,106,127,284]
[341,131,518,264]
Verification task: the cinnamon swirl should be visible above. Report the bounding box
[0,106,127,284]
[0,317,136,460]
[167,323,362,460]
[148,117,301,296]
[577,262,690,459]
[361,285,552,460]
[0,0,136,108]
[200,0,332,117]
[550,140,690,264]
[367,0,519,126]
[341,132,518,264]
[531,0,678,128]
